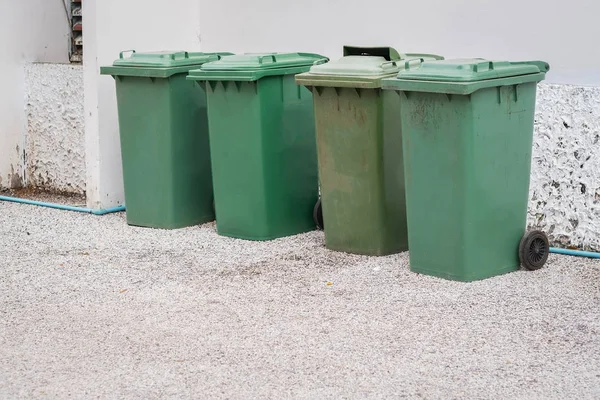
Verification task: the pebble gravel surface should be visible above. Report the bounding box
[1,200,599,399]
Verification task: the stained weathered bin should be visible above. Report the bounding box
[382,58,550,280]
[295,46,443,255]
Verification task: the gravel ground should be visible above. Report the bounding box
[1,200,599,399]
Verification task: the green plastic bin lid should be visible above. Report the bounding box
[100,50,233,78]
[382,58,550,95]
[187,52,328,82]
[396,58,549,82]
[295,46,444,89]
[308,56,401,77]
[113,50,224,68]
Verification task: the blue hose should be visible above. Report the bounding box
[549,247,600,259]
[0,195,125,215]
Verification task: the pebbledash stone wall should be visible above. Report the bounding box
[528,83,600,250]
[24,63,85,194]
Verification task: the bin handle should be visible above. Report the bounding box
[259,55,277,64]
[381,61,398,69]
[171,51,189,60]
[473,61,495,72]
[313,58,329,66]
[119,50,136,59]
[404,53,445,61]
[510,60,550,73]
[404,58,425,70]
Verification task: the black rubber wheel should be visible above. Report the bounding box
[313,198,324,230]
[519,230,549,271]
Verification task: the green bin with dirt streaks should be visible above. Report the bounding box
[296,46,443,255]
[382,58,550,280]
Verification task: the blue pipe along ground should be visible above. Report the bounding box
[0,195,125,215]
[548,247,600,259]
[1,195,600,259]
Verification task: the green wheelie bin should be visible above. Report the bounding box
[101,50,232,229]
[295,46,443,256]
[382,58,550,281]
[187,52,328,240]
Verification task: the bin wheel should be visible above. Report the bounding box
[313,198,324,230]
[519,230,549,271]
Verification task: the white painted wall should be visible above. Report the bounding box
[83,0,202,209]
[0,0,70,189]
[0,5,25,189]
[197,0,599,86]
